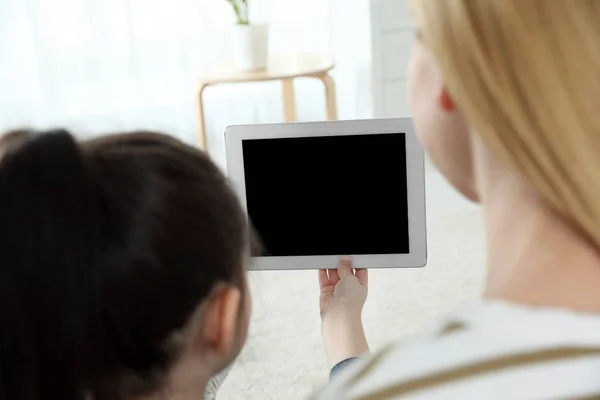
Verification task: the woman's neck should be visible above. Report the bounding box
[481,170,600,313]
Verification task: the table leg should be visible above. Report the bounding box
[197,83,208,151]
[282,79,297,122]
[320,73,338,120]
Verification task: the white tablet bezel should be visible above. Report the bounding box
[225,118,427,270]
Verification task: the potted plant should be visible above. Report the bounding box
[226,0,269,71]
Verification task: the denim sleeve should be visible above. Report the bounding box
[329,357,360,380]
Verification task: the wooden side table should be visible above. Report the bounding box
[197,54,337,150]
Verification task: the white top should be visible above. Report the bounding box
[316,301,600,399]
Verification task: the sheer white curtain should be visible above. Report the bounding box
[0,0,331,165]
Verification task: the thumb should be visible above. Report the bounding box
[338,256,353,278]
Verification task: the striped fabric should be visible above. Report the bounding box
[315,301,600,399]
[206,363,232,400]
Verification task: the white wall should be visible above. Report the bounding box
[0,0,333,166]
[0,0,433,172]
[371,0,415,118]
[329,0,376,120]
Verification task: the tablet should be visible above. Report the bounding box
[225,118,426,270]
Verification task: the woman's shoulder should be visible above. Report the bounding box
[315,300,600,399]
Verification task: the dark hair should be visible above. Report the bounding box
[0,129,249,399]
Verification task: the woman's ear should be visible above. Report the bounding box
[439,88,456,112]
[201,284,243,357]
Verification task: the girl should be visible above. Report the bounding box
[0,130,252,400]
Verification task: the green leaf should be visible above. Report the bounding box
[225,0,250,25]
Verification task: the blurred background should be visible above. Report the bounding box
[0,0,417,167]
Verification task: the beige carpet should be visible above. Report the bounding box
[218,172,486,399]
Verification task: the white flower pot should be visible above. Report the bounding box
[230,23,269,71]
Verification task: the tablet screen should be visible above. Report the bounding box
[242,133,409,257]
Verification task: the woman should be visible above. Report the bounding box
[316,1,600,398]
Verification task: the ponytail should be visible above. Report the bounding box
[0,130,102,400]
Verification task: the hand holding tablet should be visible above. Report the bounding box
[319,256,370,368]
[225,118,427,270]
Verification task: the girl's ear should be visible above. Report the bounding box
[199,284,243,357]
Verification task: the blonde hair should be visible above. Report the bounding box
[412,0,600,243]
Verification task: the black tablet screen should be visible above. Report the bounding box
[242,133,409,257]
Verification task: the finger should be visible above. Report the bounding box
[338,256,353,278]
[318,269,330,289]
[355,268,368,286]
[328,269,340,285]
